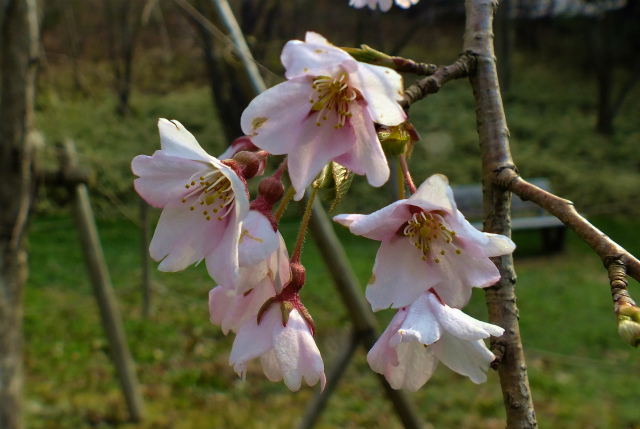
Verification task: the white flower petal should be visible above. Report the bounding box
[391,293,441,346]
[348,63,406,126]
[238,211,280,267]
[366,236,442,310]
[431,334,495,384]
[272,309,324,392]
[158,118,211,162]
[281,32,354,79]
[333,102,390,187]
[132,152,209,208]
[240,78,314,155]
[428,293,504,341]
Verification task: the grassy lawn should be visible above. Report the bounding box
[24,213,640,428]
[24,34,640,428]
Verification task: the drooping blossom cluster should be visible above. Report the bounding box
[334,174,514,389]
[133,119,325,391]
[133,30,513,393]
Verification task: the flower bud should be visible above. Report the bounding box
[258,177,285,205]
[618,317,640,348]
[617,305,640,347]
[232,151,261,180]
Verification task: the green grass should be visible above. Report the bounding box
[24,213,640,428]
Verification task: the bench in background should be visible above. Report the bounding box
[452,178,566,252]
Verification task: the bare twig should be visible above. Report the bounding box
[494,169,640,282]
[400,53,476,109]
[342,45,438,76]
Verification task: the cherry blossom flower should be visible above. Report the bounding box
[209,226,290,334]
[132,118,251,287]
[209,277,276,336]
[334,174,516,309]
[349,0,420,11]
[367,291,503,391]
[241,32,406,200]
[229,303,326,392]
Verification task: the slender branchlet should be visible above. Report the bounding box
[275,186,295,223]
[342,45,438,76]
[400,53,476,110]
[399,154,416,195]
[291,187,318,263]
[494,168,640,284]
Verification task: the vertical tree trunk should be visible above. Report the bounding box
[464,1,537,428]
[0,1,39,428]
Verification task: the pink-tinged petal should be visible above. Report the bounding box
[448,212,516,258]
[281,33,354,79]
[234,260,269,295]
[260,350,283,382]
[158,118,211,162]
[341,199,411,241]
[240,78,315,155]
[150,201,225,271]
[367,236,442,310]
[390,293,441,346]
[431,334,495,384]
[333,103,390,188]
[210,278,276,335]
[132,152,209,208]
[332,213,364,230]
[229,305,279,373]
[429,237,500,308]
[287,114,356,200]
[428,293,504,341]
[206,215,242,287]
[272,309,325,392]
[387,342,438,391]
[367,310,406,374]
[238,211,280,267]
[395,0,420,8]
[348,63,406,126]
[408,174,457,214]
[209,286,234,329]
[268,233,291,294]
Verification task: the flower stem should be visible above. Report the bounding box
[399,154,416,194]
[273,156,288,181]
[275,186,295,222]
[291,187,318,263]
[397,157,405,200]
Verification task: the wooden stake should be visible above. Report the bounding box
[61,139,146,422]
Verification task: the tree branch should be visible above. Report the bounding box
[463,0,537,428]
[400,53,475,110]
[494,168,640,283]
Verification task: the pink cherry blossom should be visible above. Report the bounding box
[229,304,326,392]
[349,0,420,11]
[367,291,503,391]
[132,118,251,287]
[334,174,516,309]
[241,32,406,200]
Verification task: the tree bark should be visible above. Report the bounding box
[463,1,537,428]
[0,0,39,428]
